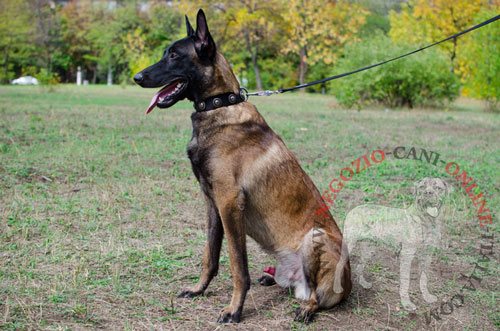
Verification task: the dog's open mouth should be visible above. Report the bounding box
[146,79,188,114]
[423,200,442,218]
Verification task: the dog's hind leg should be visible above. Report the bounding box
[356,241,374,289]
[294,288,319,323]
[178,196,223,298]
[296,227,351,322]
[292,230,319,323]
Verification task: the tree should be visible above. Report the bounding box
[389,0,486,74]
[61,0,149,84]
[331,34,460,108]
[463,9,500,111]
[123,27,157,82]
[281,0,367,92]
[60,0,95,82]
[351,0,407,37]
[0,0,32,83]
[28,0,65,75]
[174,0,285,90]
[145,1,183,53]
[226,2,285,90]
[123,2,183,82]
[86,4,143,85]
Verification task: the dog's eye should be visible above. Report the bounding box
[169,52,178,59]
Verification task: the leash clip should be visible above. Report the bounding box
[259,90,278,96]
[245,89,280,97]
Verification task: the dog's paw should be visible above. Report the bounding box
[359,276,372,289]
[177,289,203,299]
[217,306,241,323]
[258,275,276,286]
[401,300,417,311]
[294,306,315,323]
[423,293,438,303]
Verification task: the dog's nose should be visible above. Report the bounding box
[133,72,144,84]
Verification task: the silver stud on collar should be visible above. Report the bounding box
[213,98,222,108]
[198,101,206,110]
[228,94,237,104]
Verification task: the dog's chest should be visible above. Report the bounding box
[187,136,201,166]
[187,132,215,196]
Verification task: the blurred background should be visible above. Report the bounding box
[0,0,499,110]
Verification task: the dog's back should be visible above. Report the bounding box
[135,9,350,323]
[190,99,351,309]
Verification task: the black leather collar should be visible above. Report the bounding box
[194,88,247,112]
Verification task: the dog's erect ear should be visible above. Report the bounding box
[412,178,427,196]
[194,9,216,59]
[185,15,195,36]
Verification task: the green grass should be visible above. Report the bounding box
[0,85,499,330]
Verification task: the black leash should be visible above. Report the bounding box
[245,14,500,97]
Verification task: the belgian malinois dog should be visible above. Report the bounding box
[134,9,351,323]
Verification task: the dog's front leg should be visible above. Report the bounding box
[178,196,223,298]
[399,244,417,310]
[217,200,250,323]
[419,247,437,303]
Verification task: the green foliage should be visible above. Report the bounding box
[0,0,32,83]
[35,68,61,86]
[248,56,297,90]
[331,34,460,108]
[0,0,498,107]
[463,9,500,111]
[358,13,390,37]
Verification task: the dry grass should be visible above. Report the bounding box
[0,85,498,330]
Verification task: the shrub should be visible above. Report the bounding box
[462,9,500,112]
[330,34,460,108]
[35,68,61,86]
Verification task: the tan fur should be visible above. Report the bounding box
[181,49,351,322]
[200,52,240,99]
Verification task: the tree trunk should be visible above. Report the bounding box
[448,7,459,74]
[92,67,97,84]
[299,46,308,93]
[107,61,112,86]
[251,51,262,90]
[450,37,457,74]
[46,43,52,74]
[4,49,9,84]
[244,32,262,90]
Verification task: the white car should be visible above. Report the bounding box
[11,76,39,85]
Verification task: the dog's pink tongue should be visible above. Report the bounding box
[146,84,177,114]
[146,90,162,114]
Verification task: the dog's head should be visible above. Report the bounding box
[413,177,452,218]
[133,9,217,114]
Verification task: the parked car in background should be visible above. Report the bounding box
[11,76,39,85]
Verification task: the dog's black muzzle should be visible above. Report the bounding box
[133,72,144,85]
[133,70,165,88]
